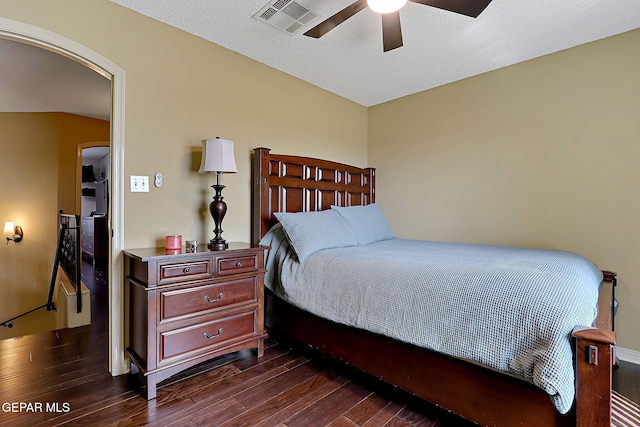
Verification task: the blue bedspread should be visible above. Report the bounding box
[260,226,602,414]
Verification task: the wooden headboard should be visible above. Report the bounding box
[252,147,376,244]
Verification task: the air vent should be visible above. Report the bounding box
[253,0,320,35]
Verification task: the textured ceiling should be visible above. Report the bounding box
[1,1,639,119]
[109,0,640,106]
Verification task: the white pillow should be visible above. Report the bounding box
[331,203,395,245]
[274,210,357,262]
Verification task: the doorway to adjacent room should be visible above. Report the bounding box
[0,16,127,376]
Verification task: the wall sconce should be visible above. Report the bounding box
[3,222,23,244]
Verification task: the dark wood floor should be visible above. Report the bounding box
[0,261,638,427]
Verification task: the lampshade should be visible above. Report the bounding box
[367,0,407,13]
[199,137,238,174]
[3,222,14,236]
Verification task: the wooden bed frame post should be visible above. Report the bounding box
[572,271,616,427]
[252,147,270,245]
[572,328,615,427]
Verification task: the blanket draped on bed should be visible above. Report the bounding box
[260,226,602,414]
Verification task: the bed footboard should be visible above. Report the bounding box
[572,270,617,427]
[572,327,616,427]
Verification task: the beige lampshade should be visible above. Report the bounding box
[199,137,238,174]
[3,222,14,236]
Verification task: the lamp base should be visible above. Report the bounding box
[207,239,228,251]
[207,183,229,251]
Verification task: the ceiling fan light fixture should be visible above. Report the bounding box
[367,0,407,14]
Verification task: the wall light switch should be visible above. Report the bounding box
[130,175,149,192]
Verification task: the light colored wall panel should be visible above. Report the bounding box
[369,28,640,351]
[0,113,59,339]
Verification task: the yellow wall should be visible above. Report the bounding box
[0,113,57,339]
[0,0,369,249]
[369,28,640,351]
[0,113,109,339]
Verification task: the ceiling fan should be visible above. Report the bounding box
[303,0,493,52]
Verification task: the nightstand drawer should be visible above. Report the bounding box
[158,258,214,284]
[217,253,259,276]
[159,311,256,361]
[160,277,257,321]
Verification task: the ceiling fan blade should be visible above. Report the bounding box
[409,0,493,18]
[303,0,368,38]
[381,11,403,52]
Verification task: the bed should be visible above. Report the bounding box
[251,147,617,427]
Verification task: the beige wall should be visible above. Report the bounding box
[0,0,369,250]
[369,28,640,351]
[0,113,59,339]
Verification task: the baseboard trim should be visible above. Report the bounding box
[617,347,640,365]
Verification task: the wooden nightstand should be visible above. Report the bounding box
[124,242,269,399]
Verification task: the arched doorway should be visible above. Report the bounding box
[0,17,127,376]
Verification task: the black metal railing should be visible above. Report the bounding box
[53,213,82,313]
[1,211,82,329]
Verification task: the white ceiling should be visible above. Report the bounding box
[109,0,640,106]
[1,0,639,119]
[0,38,111,120]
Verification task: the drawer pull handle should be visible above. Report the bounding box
[203,293,224,303]
[183,267,190,273]
[236,261,243,267]
[203,329,223,340]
